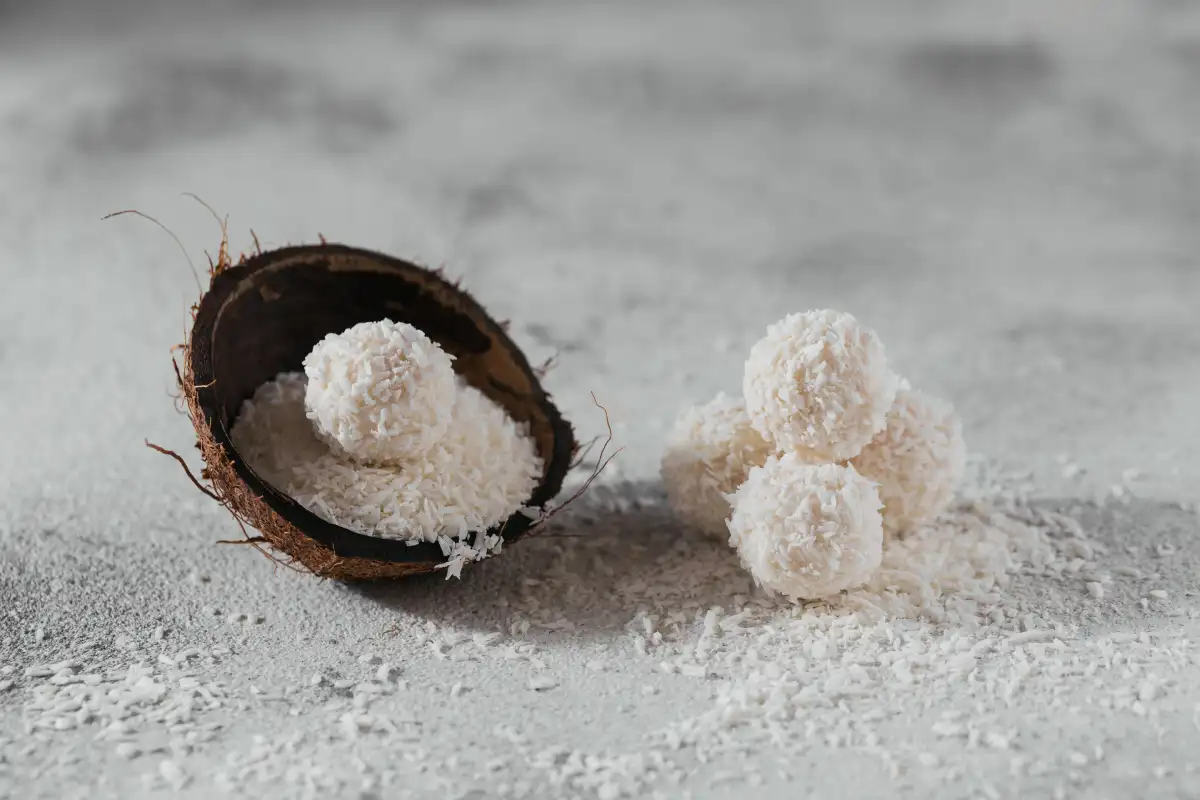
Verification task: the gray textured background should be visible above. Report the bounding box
[2,1,1199,798]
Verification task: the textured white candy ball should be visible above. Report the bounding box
[851,385,967,537]
[728,456,883,601]
[743,310,898,462]
[303,320,458,465]
[661,393,775,538]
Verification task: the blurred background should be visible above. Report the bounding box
[3,4,1200,798]
[1,0,1198,506]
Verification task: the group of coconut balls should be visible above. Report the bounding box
[661,309,967,603]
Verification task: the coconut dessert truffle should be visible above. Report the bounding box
[743,310,898,462]
[852,384,967,537]
[661,393,775,537]
[230,371,543,542]
[303,319,458,465]
[661,307,967,603]
[728,457,883,601]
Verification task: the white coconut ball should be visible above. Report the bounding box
[728,456,883,602]
[851,384,967,537]
[743,310,899,462]
[661,393,775,537]
[303,319,458,465]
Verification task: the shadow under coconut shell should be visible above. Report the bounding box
[347,479,760,642]
[346,486,1200,645]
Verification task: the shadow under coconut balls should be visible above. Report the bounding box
[345,482,1200,643]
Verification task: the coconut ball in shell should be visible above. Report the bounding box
[661,393,775,537]
[743,310,898,462]
[728,456,883,602]
[303,319,458,465]
[851,383,967,538]
[182,243,576,581]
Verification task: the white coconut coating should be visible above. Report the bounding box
[661,393,775,537]
[851,384,967,537]
[728,456,883,602]
[231,372,543,542]
[303,319,458,465]
[742,310,899,462]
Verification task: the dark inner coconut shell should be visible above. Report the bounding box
[189,244,575,567]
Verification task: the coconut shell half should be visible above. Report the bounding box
[181,243,576,580]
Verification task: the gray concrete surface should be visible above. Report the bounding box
[1,2,1199,798]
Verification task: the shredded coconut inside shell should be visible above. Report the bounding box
[303,319,458,465]
[660,393,775,538]
[728,456,884,601]
[852,383,968,538]
[742,309,898,462]
[229,371,543,545]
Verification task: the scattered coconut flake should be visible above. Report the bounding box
[114,743,141,760]
[528,676,558,692]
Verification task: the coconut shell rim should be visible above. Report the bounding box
[187,242,576,568]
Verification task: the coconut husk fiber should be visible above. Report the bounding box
[173,242,577,580]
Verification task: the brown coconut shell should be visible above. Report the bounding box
[178,243,576,580]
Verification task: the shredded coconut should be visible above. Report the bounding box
[728,457,883,601]
[230,371,542,544]
[7,457,1197,798]
[302,319,458,465]
[660,392,775,538]
[851,383,968,538]
[20,645,228,744]
[742,310,898,461]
